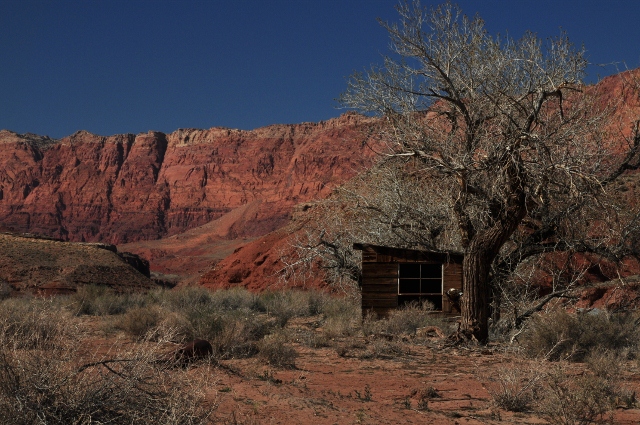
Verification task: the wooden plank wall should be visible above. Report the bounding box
[358,244,464,316]
[361,262,398,315]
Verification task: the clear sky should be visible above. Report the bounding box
[1,0,639,138]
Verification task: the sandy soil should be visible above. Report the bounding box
[193,320,640,424]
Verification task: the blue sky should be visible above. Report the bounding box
[1,0,639,138]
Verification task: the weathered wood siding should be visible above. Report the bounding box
[361,260,398,316]
[356,244,464,316]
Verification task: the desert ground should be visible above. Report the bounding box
[2,286,639,425]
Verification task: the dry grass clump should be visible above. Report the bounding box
[70,284,148,316]
[537,365,618,425]
[520,309,640,361]
[362,301,453,339]
[257,332,297,368]
[0,297,73,349]
[486,363,542,412]
[0,299,214,425]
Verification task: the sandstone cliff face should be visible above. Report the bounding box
[0,113,375,244]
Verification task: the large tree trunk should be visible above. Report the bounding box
[461,194,528,342]
[461,247,492,341]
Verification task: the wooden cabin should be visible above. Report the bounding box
[353,243,463,316]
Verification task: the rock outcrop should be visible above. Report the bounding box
[0,233,154,295]
[0,113,376,245]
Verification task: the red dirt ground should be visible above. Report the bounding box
[208,339,640,424]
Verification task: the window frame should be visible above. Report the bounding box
[397,262,443,296]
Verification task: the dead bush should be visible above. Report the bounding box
[114,305,167,340]
[486,363,541,412]
[520,309,640,361]
[0,307,214,424]
[537,365,617,425]
[257,332,297,368]
[0,298,73,349]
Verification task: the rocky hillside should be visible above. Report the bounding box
[0,113,376,244]
[0,233,153,296]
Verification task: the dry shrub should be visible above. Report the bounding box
[210,314,273,359]
[0,298,73,349]
[319,296,360,339]
[209,287,259,311]
[256,290,327,327]
[299,331,331,348]
[257,332,297,368]
[0,302,214,424]
[537,365,617,425]
[70,285,147,316]
[160,286,215,313]
[322,295,359,319]
[363,301,452,338]
[585,350,622,380]
[114,305,167,339]
[486,363,541,412]
[321,315,360,339]
[520,309,640,361]
[359,339,408,359]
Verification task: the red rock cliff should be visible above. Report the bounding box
[0,113,376,244]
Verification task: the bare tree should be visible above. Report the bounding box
[340,1,640,341]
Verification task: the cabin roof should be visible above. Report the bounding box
[353,243,464,263]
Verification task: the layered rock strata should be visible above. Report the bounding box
[0,113,375,244]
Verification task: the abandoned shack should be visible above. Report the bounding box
[353,243,463,317]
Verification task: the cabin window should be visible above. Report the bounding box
[398,263,443,310]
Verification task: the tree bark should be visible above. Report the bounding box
[461,248,492,341]
[461,193,528,342]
